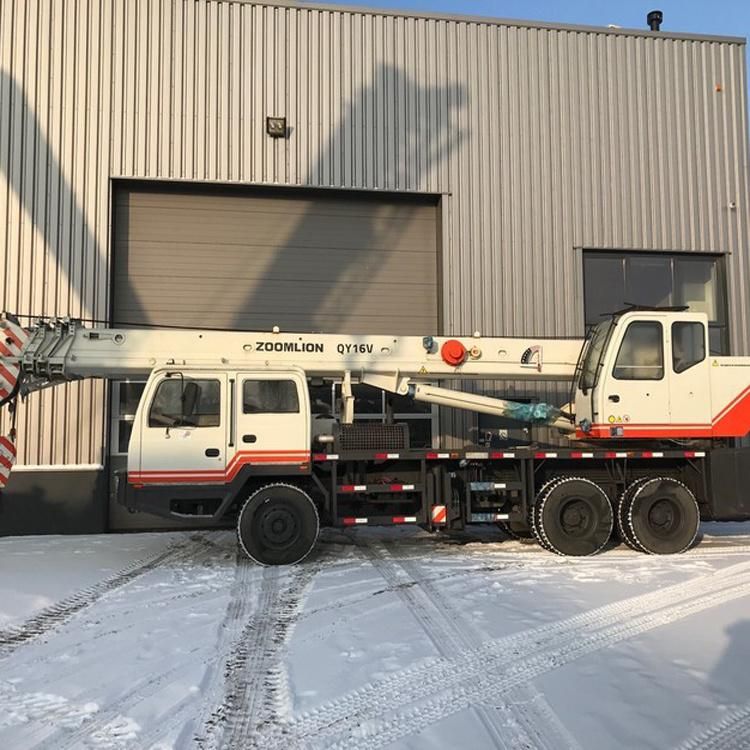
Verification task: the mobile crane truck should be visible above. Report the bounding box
[1,308,749,565]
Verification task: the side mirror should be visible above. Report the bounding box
[181,381,200,423]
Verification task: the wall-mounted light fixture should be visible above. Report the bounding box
[266,116,287,138]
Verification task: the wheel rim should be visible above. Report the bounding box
[559,497,594,537]
[647,497,680,537]
[258,503,300,550]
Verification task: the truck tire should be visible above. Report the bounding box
[626,477,699,555]
[237,483,320,566]
[616,477,652,552]
[532,476,613,556]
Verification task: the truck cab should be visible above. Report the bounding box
[123,365,312,519]
[574,309,713,440]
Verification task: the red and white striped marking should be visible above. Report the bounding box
[490,451,516,459]
[313,453,339,461]
[339,483,416,493]
[0,317,30,401]
[342,517,368,525]
[392,516,418,524]
[0,435,17,489]
[426,452,451,459]
[375,452,400,459]
[431,505,447,524]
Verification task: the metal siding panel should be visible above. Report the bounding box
[3,0,750,460]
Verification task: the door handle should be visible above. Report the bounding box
[242,434,257,444]
[608,394,620,403]
[205,448,220,457]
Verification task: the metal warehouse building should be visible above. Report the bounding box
[1,0,749,533]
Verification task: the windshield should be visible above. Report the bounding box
[579,319,615,393]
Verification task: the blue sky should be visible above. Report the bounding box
[319,0,748,41]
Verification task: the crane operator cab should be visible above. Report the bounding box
[574,308,749,442]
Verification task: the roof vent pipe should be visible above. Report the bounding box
[647,10,663,31]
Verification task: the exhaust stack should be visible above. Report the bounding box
[647,10,663,31]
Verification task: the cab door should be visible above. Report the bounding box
[668,319,711,430]
[234,372,310,470]
[133,372,227,483]
[594,318,670,437]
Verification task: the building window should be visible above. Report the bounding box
[111,381,147,455]
[583,252,728,354]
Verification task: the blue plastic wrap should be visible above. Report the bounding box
[503,401,561,425]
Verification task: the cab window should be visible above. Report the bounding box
[672,322,706,373]
[148,378,221,427]
[243,380,300,414]
[613,321,664,380]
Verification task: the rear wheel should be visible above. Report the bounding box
[237,483,320,566]
[626,477,699,555]
[616,477,651,551]
[532,477,613,556]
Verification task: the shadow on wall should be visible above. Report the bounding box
[235,63,467,334]
[0,70,148,325]
[112,64,467,335]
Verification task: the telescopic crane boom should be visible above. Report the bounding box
[5,315,582,428]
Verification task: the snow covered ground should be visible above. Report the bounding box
[1,524,750,750]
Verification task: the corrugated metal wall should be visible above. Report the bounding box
[1,0,748,461]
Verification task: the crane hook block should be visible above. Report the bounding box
[441,339,467,366]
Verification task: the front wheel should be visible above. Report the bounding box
[237,483,320,565]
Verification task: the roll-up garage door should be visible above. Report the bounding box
[112,182,439,333]
[108,182,439,530]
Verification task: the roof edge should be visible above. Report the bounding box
[232,0,746,45]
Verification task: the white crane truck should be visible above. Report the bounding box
[1,308,749,565]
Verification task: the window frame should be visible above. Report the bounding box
[242,378,301,415]
[148,377,222,428]
[582,250,729,355]
[671,321,706,374]
[612,320,665,382]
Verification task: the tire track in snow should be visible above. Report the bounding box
[196,552,327,750]
[259,560,750,748]
[333,570,750,750]
[383,541,582,750]
[0,534,206,659]
[11,534,231,750]
[674,702,750,750]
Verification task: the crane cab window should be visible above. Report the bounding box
[243,380,300,414]
[672,322,706,373]
[613,321,664,380]
[148,378,221,427]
